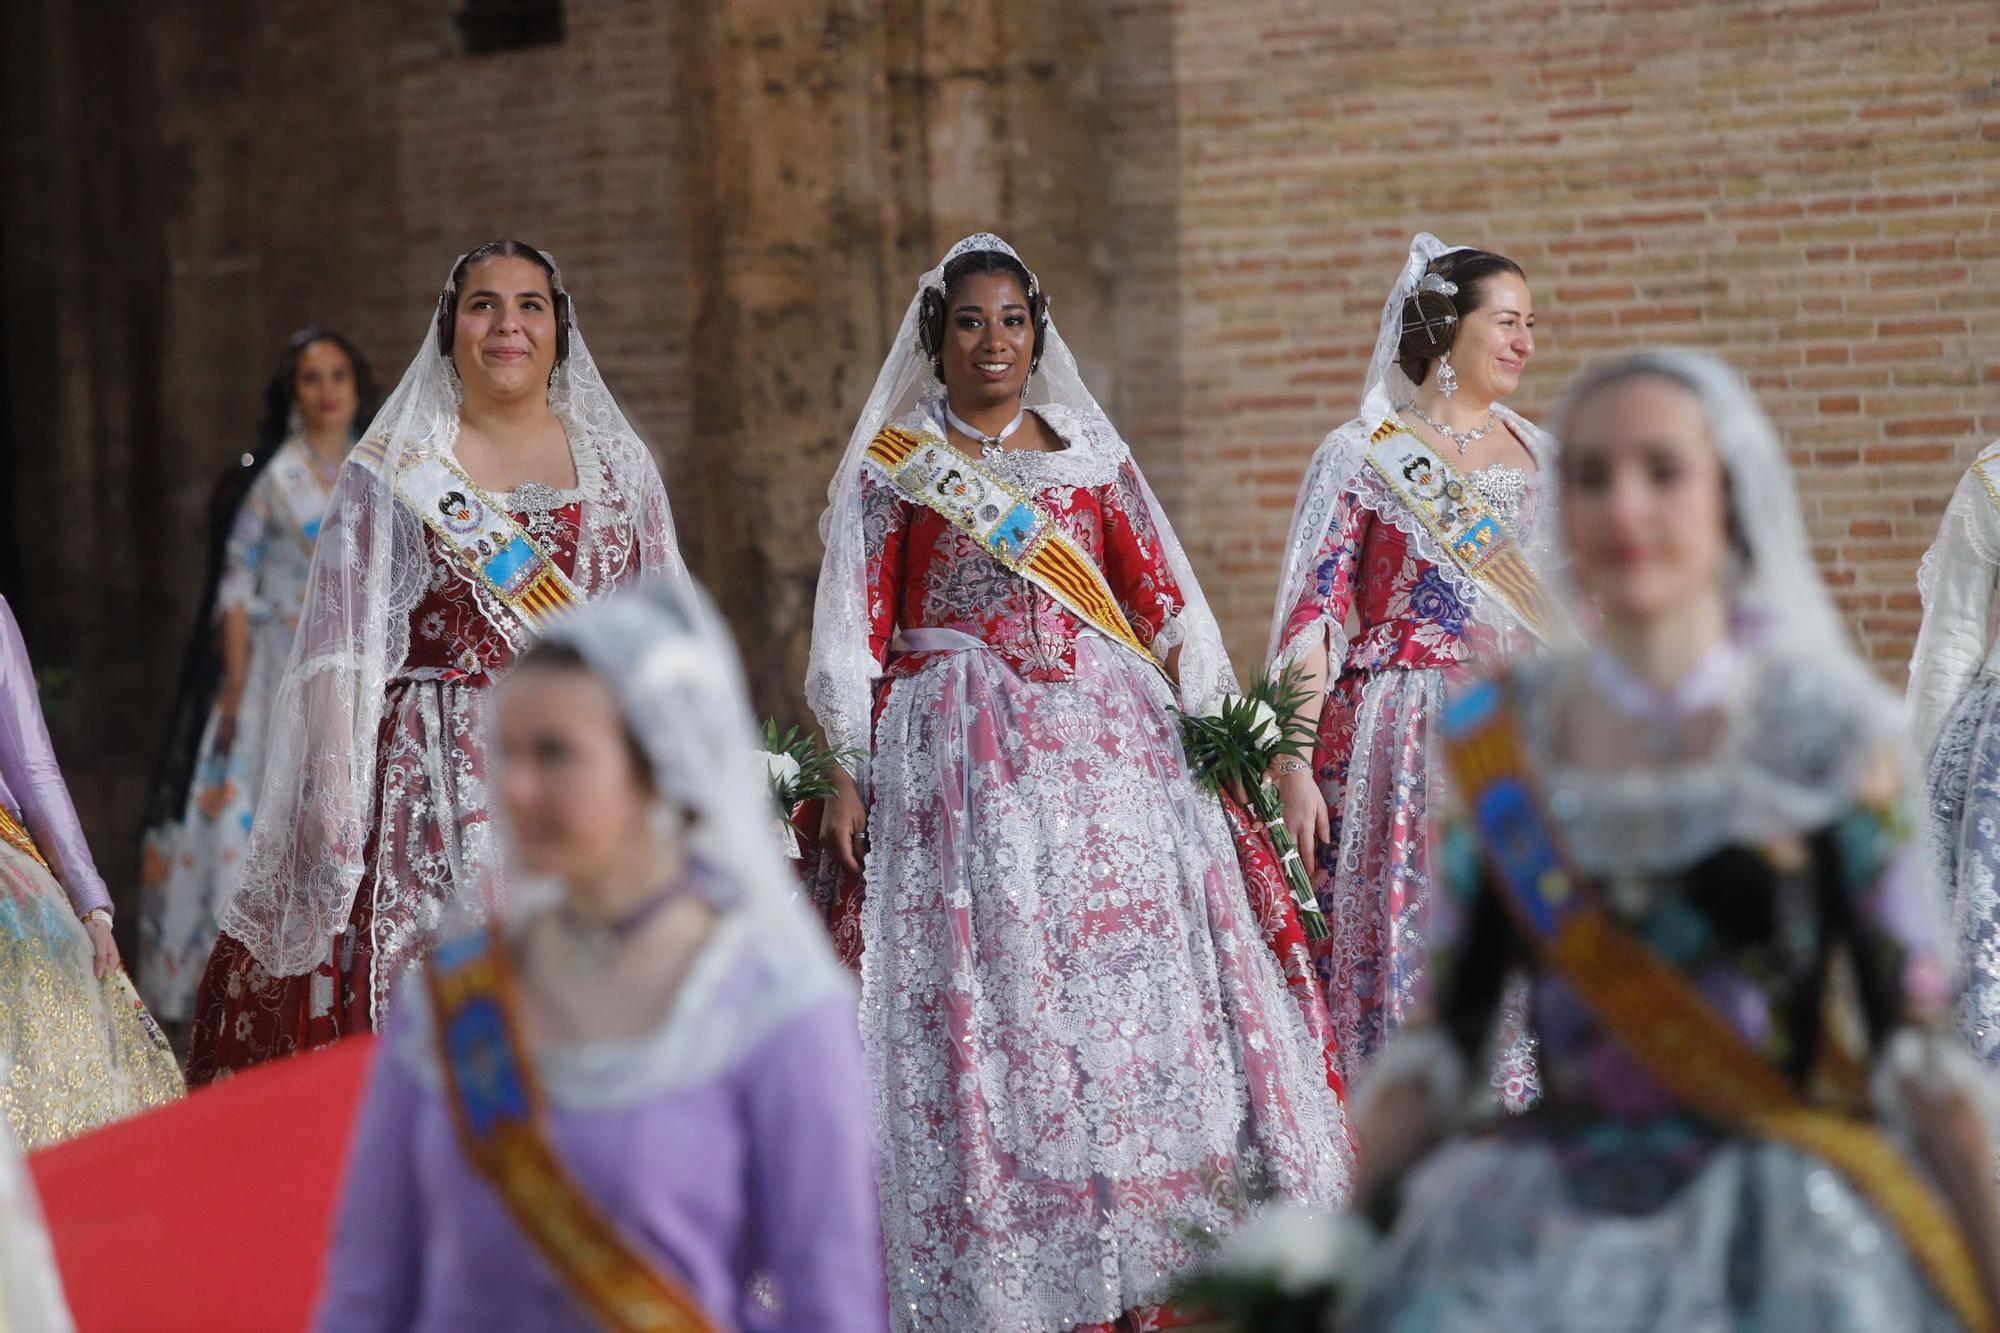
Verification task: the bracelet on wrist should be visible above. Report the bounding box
[1273,757,1311,778]
[80,907,111,928]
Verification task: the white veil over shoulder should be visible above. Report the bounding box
[1265,233,1559,672]
[1525,347,1907,874]
[806,233,1236,784]
[220,249,683,977]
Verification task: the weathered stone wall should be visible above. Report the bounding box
[4,0,1997,930]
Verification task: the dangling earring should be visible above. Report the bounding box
[286,404,304,437]
[1436,355,1459,397]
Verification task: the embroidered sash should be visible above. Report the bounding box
[1440,680,1992,1333]
[397,452,580,631]
[427,931,719,1333]
[1366,421,1572,648]
[1973,459,2000,518]
[865,425,1161,673]
[266,445,334,552]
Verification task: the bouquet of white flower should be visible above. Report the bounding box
[758,721,860,859]
[1172,1202,1376,1330]
[1176,666,1329,939]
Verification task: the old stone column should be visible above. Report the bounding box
[669,0,1115,721]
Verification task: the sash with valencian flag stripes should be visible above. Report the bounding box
[427,930,719,1333]
[1440,678,1993,1333]
[397,451,580,634]
[865,425,1165,676]
[1366,420,1574,649]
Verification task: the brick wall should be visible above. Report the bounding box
[5,0,1997,916]
[1149,0,2000,676]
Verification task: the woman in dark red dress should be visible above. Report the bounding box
[187,242,681,1082]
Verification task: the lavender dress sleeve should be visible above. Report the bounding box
[315,1026,425,1333]
[0,597,110,917]
[741,997,887,1333]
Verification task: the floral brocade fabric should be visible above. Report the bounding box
[1274,464,1542,1100]
[1,840,182,1149]
[189,486,627,1082]
[849,416,1351,1333]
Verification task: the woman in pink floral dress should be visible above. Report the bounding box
[1268,234,1563,1103]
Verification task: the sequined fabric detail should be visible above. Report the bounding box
[0,847,182,1149]
[1468,464,1530,528]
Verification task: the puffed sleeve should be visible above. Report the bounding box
[1097,457,1188,656]
[1910,461,2000,764]
[1272,487,1370,683]
[859,467,910,677]
[216,472,275,617]
[0,598,110,918]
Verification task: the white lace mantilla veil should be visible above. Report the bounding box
[1265,232,1560,672]
[807,232,1236,787]
[219,250,684,977]
[414,578,851,1096]
[1532,347,1913,873]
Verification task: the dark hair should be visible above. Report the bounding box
[256,327,378,453]
[917,249,1049,383]
[434,240,571,370]
[510,640,655,789]
[1395,249,1528,387]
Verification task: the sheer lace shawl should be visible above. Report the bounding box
[402,579,851,1105]
[220,260,683,977]
[806,233,1235,791]
[1265,232,1559,674]
[1266,404,1558,674]
[1909,443,2000,764]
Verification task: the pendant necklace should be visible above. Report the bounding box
[1407,404,1496,457]
[939,400,1026,461]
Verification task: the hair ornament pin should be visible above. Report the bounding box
[1418,273,1459,298]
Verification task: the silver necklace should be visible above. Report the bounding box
[1407,404,1496,457]
[939,401,1026,461]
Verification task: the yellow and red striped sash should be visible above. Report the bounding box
[1366,420,1573,648]
[396,452,580,634]
[428,932,718,1332]
[1442,680,1992,1333]
[865,426,1160,673]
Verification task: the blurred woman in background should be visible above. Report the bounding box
[187,242,681,1082]
[318,579,883,1332]
[139,328,377,1033]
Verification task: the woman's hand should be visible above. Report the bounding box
[1274,761,1330,880]
[82,911,119,980]
[822,766,869,876]
[214,680,245,758]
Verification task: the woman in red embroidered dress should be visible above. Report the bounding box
[1266,235,1557,1106]
[807,234,1350,1333]
[187,243,681,1082]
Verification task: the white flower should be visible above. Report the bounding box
[1214,1202,1376,1295]
[761,750,802,791]
[1248,700,1281,750]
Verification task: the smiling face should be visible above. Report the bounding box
[451,254,559,404]
[1560,373,1733,627]
[293,338,358,436]
[496,662,656,882]
[1447,274,1536,402]
[938,269,1035,414]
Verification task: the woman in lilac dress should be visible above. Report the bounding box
[317,579,884,1333]
[0,598,181,1148]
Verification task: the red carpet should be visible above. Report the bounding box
[28,1036,377,1333]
